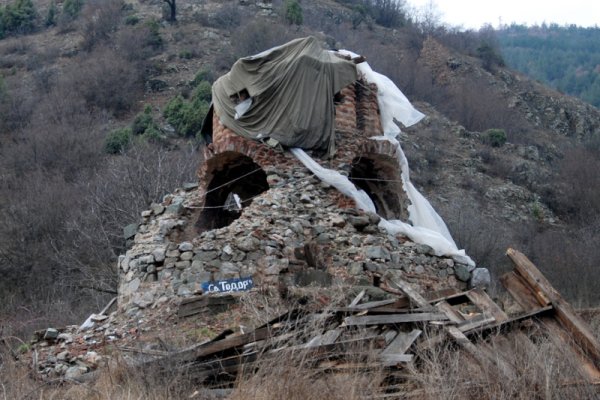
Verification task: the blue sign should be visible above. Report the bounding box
[202,277,254,294]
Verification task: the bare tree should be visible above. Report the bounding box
[163,0,176,22]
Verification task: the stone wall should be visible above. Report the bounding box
[117,171,476,315]
[116,78,483,315]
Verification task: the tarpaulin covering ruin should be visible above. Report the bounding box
[211,36,357,155]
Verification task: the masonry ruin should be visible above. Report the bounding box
[117,37,482,313]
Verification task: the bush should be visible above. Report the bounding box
[179,49,193,59]
[45,1,57,27]
[477,42,505,71]
[80,0,124,51]
[284,0,303,26]
[144,18,163,49]
[104,126,131,153]
[62,0,84,20]
[191,68,215,85]
[483,128,507,147]
[163,94,210,138]
[124,14,139,25]
[131,105,155,135]
[193,80,212,102]
[0,0,37,38]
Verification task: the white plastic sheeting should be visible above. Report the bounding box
[291,51,475,266]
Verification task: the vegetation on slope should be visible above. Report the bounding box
[497,24,600,108]
[0,0,599,345]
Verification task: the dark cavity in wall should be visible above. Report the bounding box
[197,152,269,232]
[349,154,408,221]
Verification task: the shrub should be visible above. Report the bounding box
[193,80,212,102]
[124,14,139,25]
[0,0,38,38]
[483,128,507,147]
[163,93,210,138]
[179,49,193,59]
[477,42,505,71]
[45,1,57,27]
[144,18,163,49]
[80,0,124,51]
[191,68,214,85]
[284,0,303,26]
[67,47,143,115]
[104,126,131,153]
[62,0,84,20]
[131,105,155,135]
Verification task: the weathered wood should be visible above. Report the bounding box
[354,298,402,310]
[381,329,422,356]
[99,297,117,316]
[456,314,496,333]
[348,289,366,307]
[304,328,343,348]
[382,273,431,309]
[506,248,552,306]
[435,300,464,323]
[380,353,414,366]
[344,313,447,326]
[178,294,238,318]
[500,271,543,312]
[507,248,600,367]
[466,288,509,323]
[424,287,462,303]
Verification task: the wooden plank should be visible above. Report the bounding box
[348,289,366,307]
[344,313,447,326]
[381,329,422,356]
[382,273,431,309]
[506,248,552,306]
[424,287,462,303]
[500,271,543,312]
[435,300,465,323]
[466,288,509,323]
[181,326,278,361]
[380,354,414,366]
[507,248,600,367]
[457,315,496,333]
[178,294,238,318]
[304,328,342,348]
[354,299,403,310]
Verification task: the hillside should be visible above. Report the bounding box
[1,0,600,397]
[497,24,600,108]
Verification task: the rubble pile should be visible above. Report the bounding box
[118,163,486,319]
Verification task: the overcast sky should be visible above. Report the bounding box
[405,0,600,30]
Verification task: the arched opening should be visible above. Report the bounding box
[197,152,269,232]
[349,154,408,221]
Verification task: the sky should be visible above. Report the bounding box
[405,0,600,30]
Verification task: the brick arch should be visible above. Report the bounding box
[349,150,408,221]
[196,151,269,232]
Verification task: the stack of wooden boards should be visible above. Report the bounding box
[136,249,600,392]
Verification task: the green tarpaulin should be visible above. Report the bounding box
[211,36,358,155]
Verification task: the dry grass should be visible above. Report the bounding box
[3,313,600,399]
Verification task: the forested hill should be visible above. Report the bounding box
[496,24,600,108]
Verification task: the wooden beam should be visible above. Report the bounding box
[382,273,431,309]
[435,300,464,323]
[381,329,422,356]
[500,271,544,312]
[506,248,600,367]
[466,288,509,323]
[344,313,447,326]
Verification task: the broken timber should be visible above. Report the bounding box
[138,248,600,389]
